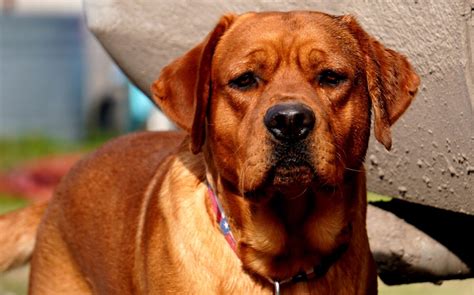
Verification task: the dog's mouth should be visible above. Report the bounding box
[271,142,315,188]
[272,161,314,188]
[244,143,317,200]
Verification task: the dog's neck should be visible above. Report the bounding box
[204,168,365,290]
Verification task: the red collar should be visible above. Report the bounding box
[207,183,238,254]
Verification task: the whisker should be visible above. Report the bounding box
[344,167,364,173]
[233,141,245,156]
[239,157,252,194]
[286,187,309,200]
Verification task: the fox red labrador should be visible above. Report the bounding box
[0,11,419,294]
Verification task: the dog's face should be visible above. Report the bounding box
[153,11,418,199]
[208,13,371,198]
[152,11,419,278]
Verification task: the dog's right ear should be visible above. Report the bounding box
[151,15,236,154]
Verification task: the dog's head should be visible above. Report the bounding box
[152,11,419,198]
[152,11,418,279]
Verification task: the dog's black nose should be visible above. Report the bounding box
[264,103,315,141]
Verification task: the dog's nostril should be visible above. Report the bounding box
[264,103,315,141]
[267,113,286,129]
[293,112,306,128]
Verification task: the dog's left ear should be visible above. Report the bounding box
[151,14,236,154]
[341,15,420,150]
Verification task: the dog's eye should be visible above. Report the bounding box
[318,70,346,87]
[229,72,258,90]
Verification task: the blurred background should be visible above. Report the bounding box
[0,0,472,294]
[0,1,174,292]
[0,0,174,202]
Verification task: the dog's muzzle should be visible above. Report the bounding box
[262,103,316,191]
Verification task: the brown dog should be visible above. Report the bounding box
[0,11,419,294]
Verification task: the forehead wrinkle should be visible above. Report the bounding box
[296,30,361,73]
[214,39,280,77]
[234,48,272,71]
[305,48,352,72]
[244,48,267,59]
[214,12,362,79]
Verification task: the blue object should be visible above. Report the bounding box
[128,83,153,130]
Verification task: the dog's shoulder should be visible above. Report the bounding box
[46,131,189,231]
[70,131,185,183]
[87,131,187,170]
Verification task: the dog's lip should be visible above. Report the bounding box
[242,157,341,196]
[272,162,314,186]
[243,161,317,200]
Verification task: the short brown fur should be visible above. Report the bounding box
[0,11,419,294]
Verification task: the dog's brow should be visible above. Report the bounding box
[226,63,263,80]
[302,47,354,74]
[244,48,268,59]
[222,48,277,79]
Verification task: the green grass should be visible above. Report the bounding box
[368,191,392,203]
[0,195,29,215]
[0,136,74,170]
[0,134,112,215]
[0,134,112,170]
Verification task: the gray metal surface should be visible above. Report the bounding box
[84,0,474,214]
[367,203,473,284]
